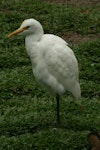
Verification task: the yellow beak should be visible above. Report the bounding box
[8,27,26,37]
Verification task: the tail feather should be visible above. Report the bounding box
[71,82,81,105]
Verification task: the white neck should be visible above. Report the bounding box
[25,32,44,67]
[25,29,43,50]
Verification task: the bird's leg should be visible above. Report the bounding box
[56,95,60,125]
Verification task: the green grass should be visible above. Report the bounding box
[0,0,100,149]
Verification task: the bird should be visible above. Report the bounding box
[8,18,81,125]
[87,132,100,150]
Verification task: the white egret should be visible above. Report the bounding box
[8,18,81,125]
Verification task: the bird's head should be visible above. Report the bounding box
[8,18,43,37]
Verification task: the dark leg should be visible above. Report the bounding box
[56,95,60,125]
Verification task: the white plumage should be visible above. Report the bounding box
[8,18,81,124]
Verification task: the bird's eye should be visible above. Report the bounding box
[23,26,30,30]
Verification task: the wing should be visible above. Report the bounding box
[44,38,79,92]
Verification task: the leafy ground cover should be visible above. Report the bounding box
[0,0,100,149]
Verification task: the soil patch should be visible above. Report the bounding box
[61,32,100,45]
[43,0,100,6]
